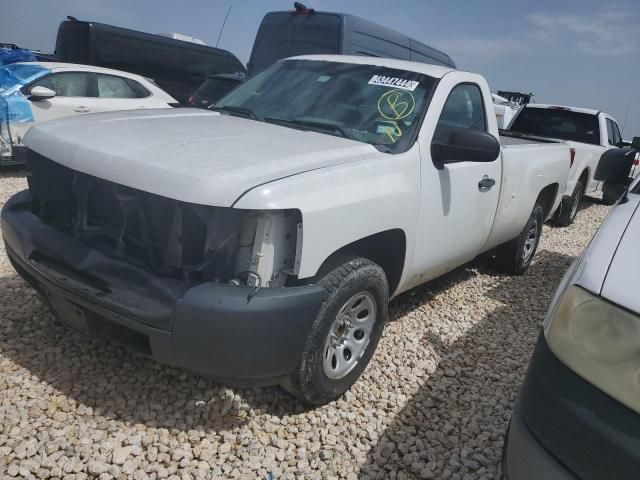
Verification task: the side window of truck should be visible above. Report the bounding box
[612,120,622,146]
[606,118,615,145]
[433,83,486,144]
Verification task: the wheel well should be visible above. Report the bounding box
[316,229,406,295]
[579,169,589,193]
[536,183,559,218]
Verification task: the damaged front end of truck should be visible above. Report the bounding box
[1,151,325,384]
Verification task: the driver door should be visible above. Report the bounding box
[411,80,501,282]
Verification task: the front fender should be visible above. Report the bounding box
[233,149,420,280]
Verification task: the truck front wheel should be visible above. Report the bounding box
[494,204,544,275]
[282,256,389,405]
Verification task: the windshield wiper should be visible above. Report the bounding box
[264,117,349,139]
[210,105,261,120]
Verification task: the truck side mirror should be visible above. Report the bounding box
[28,86,57,101]
[431,129,500,169]
[594,148,635,183]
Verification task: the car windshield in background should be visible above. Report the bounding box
[510,108,600,145]
[190,77,242,108]
[214,60,437,153]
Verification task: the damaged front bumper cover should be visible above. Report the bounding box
[2,190,325,386]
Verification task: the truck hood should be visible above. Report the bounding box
[23,108,380,207]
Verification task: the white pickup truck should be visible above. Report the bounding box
[508,104,623,225]
[1,55,570,405]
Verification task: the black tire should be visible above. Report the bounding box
[601,182,622,205]
[553,180,583,227]
[601,193,618,206]
[282,255,389,405]
[494,204,544,275]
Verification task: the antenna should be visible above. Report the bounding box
[216,4,232,48]
[621,105,631,135]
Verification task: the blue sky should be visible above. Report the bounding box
[2,0,640,136]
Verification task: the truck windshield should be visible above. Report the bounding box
[215,59,437,153]
[510,107,600,145]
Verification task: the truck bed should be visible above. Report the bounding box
[482,136,570,252]
[499,129,561,146]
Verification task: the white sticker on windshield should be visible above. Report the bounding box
[368,75,419,91]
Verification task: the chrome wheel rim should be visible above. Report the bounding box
[522,218,538,263]
[323,292,377,380]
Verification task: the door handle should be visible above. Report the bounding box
[74,106,91,113]
[478,176,496,192]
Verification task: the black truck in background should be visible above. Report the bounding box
[54,5,456,108]
[188,4,458,109]
[247,7,456,77]
[54,18,246,104]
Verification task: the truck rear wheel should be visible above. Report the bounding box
[282,255,388,405]
[494,204,544,275]
[553,180,583,226]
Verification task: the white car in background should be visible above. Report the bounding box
[508,104,624,226]
[0,62,177,165]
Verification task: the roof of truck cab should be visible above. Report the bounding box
[524,103,601,116]
[286,54,456,78]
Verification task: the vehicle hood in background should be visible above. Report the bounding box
[23,108,381,207]
[573,194,640,299]
[601,200,640,314]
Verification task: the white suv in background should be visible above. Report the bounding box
[508,104,623,226]
[0,62,176,165]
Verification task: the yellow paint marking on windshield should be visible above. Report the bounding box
[377,89,415,121]
[380,122,403,143]
[386,124,402,143]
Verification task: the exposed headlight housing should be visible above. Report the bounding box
[545,286,640,414]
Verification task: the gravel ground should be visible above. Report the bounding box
[0,169,611,480]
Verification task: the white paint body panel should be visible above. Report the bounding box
[235,147,421,291]
[24,109,381,207]
[600,199,640,313]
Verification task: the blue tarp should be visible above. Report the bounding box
[0,63,49,124]
[0,48,36,66]
[0,63,48,94]
[0,97,12,159]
